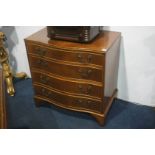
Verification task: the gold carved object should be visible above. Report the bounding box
[0,32,27,96]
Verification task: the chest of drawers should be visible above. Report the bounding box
[25,28,121,125]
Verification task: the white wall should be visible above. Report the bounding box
[0,26,44,76]
[13,26,45,76]
[104,26,155,106]
[1,26,155,106]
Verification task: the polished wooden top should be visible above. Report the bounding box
[25,28,121,53]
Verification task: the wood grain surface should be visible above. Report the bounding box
[0,69,7,129]
[25,28,121,126]
[25,28,121,53]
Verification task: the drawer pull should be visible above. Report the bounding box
[87,100,92,104]
[41,88,46,96]
[36,59,48,67]
[87,85,92,94]
[78,84,92,94]
[77,99,83,104]
[74,99,83,104]
[78,84,83,90]
[41,89,51,97]
[40,75,49,84]
[78,68,92,78]
[35,48,46,56]
[77,54,83,62]
[75,99,93,108]
[78,85,85,94]
[87,69,92,75]
[87,54,92,63]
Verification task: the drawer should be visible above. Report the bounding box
[34,84,102,112]
[31,70,103,99]
[27,43,104,66]
[28,55,103,82]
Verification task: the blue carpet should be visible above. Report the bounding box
[6,78,155,129]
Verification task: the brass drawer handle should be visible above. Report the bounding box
[40,75,49,84]
[87,69,92,75]
[35,47,46,56]
[36,59,48,67]
[78,84,92,94]
[78,99,83,104]
[78,68,92,78]
[87,54,92,63]
[75,99,83,105]
[87,85,92,94]
[78,84,84,93]
[75,99,93,107]
[77,53,83,62]
[41,88,51,97]
[76,99,92,104]
[87,100,92,104]
[41,88,46,95]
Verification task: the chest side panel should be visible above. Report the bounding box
[104,37,121,97]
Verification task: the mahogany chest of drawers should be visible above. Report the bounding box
[25,28,121,125]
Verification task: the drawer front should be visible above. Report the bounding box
[27,44,104,66]
[34,85,102,112]
[31,71,103,99]
[28,55,103,82]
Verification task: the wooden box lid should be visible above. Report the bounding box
[0,69,7,129]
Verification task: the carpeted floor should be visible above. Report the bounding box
[6,78,155,129]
